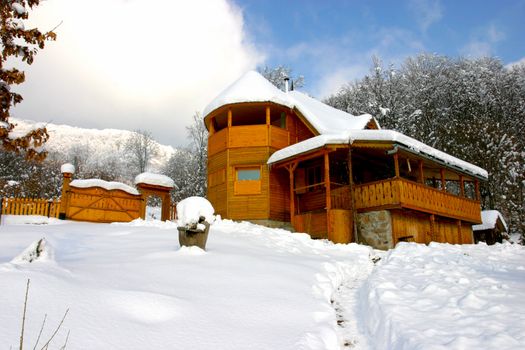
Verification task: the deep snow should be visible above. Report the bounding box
[0,216,523,349]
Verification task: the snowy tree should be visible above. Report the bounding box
[0,0,56,160]
[258,65,304,91]
[164,113,208,201]
[124,129,159,175]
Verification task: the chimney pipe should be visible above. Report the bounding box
[284,76,290,93]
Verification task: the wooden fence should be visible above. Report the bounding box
[1,197,61,218]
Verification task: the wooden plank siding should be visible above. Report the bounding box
[226,147,270,220]
[1,197,60,218]
[354,178,481,223]
[269,168,290,222]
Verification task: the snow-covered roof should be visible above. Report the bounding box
[472,210,508,232]
[203,71,294,117]
[135,172,175,188]
[203,71,375,134]
[268,130,488,180]
[70,179,140,195]
[288,90,375,134]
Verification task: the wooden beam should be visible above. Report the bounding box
[266,105,271,125]
[287,162,298,227]
[440,168,446,192]
[459,175,465,197]
[394,153,400,178]
[418,160,424,184]
[324,152,331,237]
[475,180,480,201]
[348,148,358,243]
[209,117,215,135]
[227,108,232,128]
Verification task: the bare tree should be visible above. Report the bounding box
[124,130,159,174]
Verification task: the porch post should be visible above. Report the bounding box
[418,160,424,184]
[440,169,446,192]
[474,180,480,201]
[209,116,215,135]
[394,153,400,178]
[324,152,331,236]
[287,162,298,228]
[459,175,465,197]
[348,148,359,243]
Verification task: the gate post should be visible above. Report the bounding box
[59,163,75,220]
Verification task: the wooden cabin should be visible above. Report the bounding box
[204,71,487,249]
[472,210,508,245]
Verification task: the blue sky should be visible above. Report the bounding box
[14,0,525,147]
[237,0,525,96]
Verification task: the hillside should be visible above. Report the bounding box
[10,118,177,171]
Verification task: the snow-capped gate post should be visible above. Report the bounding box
[58,163,75,220]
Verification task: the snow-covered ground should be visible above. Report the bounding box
[0,216,524,349]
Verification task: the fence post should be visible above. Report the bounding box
[47,199,52,218]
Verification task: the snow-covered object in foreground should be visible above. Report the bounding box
[268,130,488,179]
[70,179,139,195]
[176,196,215,227]
[134,172,175,188]
[473,210,508,231]
[11,238,54,264]
[60,163,75,174]
[203,71,375,134]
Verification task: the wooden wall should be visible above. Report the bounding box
[227,147,270,220]
[269,167,289,222]
[207,149,228,218]
[391,209,473,245]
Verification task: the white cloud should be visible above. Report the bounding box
[505,57,525,69]
[11,0,263,146]
[408,0,443,32]
[461,24,505,58]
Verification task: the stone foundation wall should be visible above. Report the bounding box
[357,210,393,250]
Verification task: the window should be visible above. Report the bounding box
[306,164,323,192]
[234,166,262,195]
[237,168,261,181]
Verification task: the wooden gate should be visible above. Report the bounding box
[65,186,142,223]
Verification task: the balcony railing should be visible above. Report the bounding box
[208,125,289,156]
[354,178,481,223]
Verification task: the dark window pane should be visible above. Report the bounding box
[237,168,260,181]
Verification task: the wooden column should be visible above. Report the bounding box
[440,168,446,192]
[394,153,400,178]
[209,117,215,135]
[324,152,331,236]
[348,148,358,243]
[457,220,463,244]
[266,105,271,146]
[459,175,465,197]
[430,214,438,242]
[418,160,424,184]
[475,180,480,201]
[287,162,298,227]
[227,108,232,148]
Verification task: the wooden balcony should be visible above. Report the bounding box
[354,178,482,223]
[208,125,289,156]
